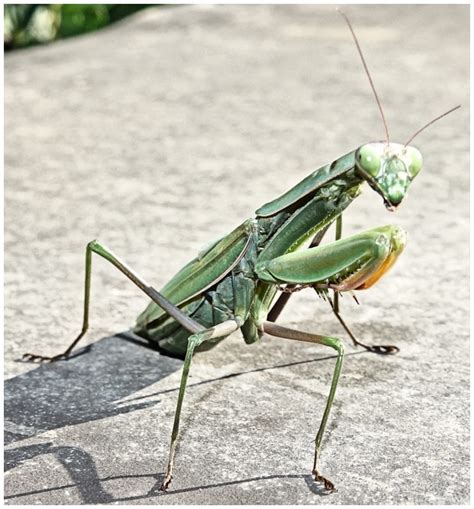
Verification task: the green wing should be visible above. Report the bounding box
[135,218,257,330]
[255,150,356,218]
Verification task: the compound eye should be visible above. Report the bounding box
[357,145,381,177]
[405,146,423,178]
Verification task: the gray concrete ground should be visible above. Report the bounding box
[4,4,469,505]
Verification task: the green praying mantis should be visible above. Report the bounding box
[23,11,460,493]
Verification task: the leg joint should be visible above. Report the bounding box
[87,239,101,252]
[187,333,204,349]
[324,336,344,355]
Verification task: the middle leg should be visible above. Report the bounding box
[261,320,344,491]
[326,293,399,354]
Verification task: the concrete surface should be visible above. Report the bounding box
[4,4,469,505]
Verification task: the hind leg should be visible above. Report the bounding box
[160,319,241,491]
[23,240,204,363]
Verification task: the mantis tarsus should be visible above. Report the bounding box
[23,11,459,492]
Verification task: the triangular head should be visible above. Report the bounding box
[355,142,423,210]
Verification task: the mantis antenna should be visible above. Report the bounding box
[404,105,461,146]
[337,8,390,145]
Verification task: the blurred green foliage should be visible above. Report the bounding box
[4,4,154,50]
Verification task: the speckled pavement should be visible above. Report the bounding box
[4,4,469,504]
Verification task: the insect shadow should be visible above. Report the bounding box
[5,459,330,503]
[5,331,356,502]
[4,442,115,503]
[5,331,184,446]
[6,330,360,446]
[5,442,330,503]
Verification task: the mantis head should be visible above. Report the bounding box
[355,142,422,210]
[338,10,459,211]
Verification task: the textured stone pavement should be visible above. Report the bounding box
[4,4,469,504]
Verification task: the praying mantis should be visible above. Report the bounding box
[22,11,459,493]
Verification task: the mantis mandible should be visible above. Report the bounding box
[23,11,459,492]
